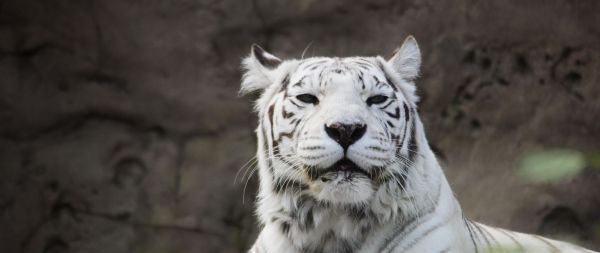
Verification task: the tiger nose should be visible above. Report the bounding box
[324,123,367,151]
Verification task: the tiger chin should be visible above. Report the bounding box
[239,37,597,253]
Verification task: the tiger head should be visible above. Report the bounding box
[241,37,423,207]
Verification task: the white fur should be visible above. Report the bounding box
[241,37,598,253]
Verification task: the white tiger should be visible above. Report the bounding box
[239,36,598,253]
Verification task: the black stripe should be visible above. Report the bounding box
[407,115,418,162]
[277,132,294,142]
[262,110,275,176]
[356,58,374,65]
[535,235,560,253]
[385,107,401,119]
[387,184,445,253]
[291,195,317,232]
[299,154,330,160]
[268,104,281,157]
[403,103,410,122]
[367,146,386,152]
[377,206,437,253]
[281,221,290,234]
[268,104,276,141]
[379,61,398,91]
[378,217,422,253]
[282,107,294,119]
[396,221,445,252]
[380,100,394,110]
[301,146,325,150]
[280,74,290,91]
[292,76,308,88]
[379,183,444,253]
[479,225,500,248]
[290,99,305,109]
[397,119,408,149]
[355,62,372,70]
[463,216,480,253]
[358,72,366,90]
[472,222,491,249]
[497,229,526,252]
[301,60,329,70]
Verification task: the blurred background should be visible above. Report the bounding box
[1,0,599,252]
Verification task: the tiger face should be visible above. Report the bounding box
[242,37,421,206]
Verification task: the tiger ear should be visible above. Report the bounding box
[240,44,282,95]
[388,36,421,81]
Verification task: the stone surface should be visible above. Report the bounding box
[1,0,599,252]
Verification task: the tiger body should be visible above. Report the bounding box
[240,37,597,253]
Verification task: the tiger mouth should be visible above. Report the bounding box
[319,158,370,182]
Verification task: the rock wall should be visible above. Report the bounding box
[1,0,599,252]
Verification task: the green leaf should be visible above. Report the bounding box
[518,150,586,183]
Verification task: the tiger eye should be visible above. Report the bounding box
[366,95,388,106]
[296,94,319,105]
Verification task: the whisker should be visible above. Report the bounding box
[242,166,258,204]
[235,156,258,184]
